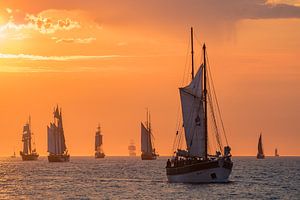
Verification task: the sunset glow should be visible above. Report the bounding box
[0,0,299,156]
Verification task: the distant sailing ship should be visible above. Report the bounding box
[47,106,70,162]
[257,133,265,159]
[95,124,105,158]
[11,149,16,158]
[275,148,279,157]
[20,116,39,161]
[166,28,233,183]
[141,110,158,160]
[128,140,136,156]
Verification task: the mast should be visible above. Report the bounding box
[191,27,194,80]
[203,43,208,159]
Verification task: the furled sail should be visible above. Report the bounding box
[179,65,206,157]
[141,123,152,153]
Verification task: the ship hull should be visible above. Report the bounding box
[257,154,265,159]
[20,152,39,161]
[166,158,232,183]
[95,152,105,159]
[141,153,157,160]
[48,154,70,162]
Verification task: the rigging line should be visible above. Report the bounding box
[171,34,191,155]
[207,79,223,152]
[206,52,229,145]
[207,74,223,150]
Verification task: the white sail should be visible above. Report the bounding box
[47,124,56,154]
[141,123,152,153]
[179,65,206,157]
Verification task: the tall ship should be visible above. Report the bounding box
[257,133,265,159]
[47,106,70,162]
[95,124,105,158]
[166,28,233,183]
[275,148,279,157]
[141,110,158,160]
[128,140,136,156]
[20,116,39,161]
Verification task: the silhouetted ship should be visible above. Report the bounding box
[275,148,279,157]
[141,110,158,160]
[20,116,39,161]
[166,28,233,183]
[257,133,265,159]
[47,106,70,162]
[95,124,105,158]
[128,140,136,156]
[11,150,16,158]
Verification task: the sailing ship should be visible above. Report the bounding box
[19,116,39,161]
[141,110,158,160]
[11,150,16,158]
[95,124,105,158]
[128,140,136,156]
[275,148,279,157]
[166,28,233,183]
[257,133,265,159]
[47,106,70,162]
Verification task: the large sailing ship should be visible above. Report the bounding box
[128,140,136,156]
[166,28,233,183]
[275,148,279,157]
[95,124,105,158]
[257,133,265,159]
[47,106,70,162]
[141,110,158,160]
[20,116,39,161]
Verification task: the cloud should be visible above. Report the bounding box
[0,66,111,72]
[52,37,96,44]
[0,53,127,61]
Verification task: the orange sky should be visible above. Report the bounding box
[0,0,299,156]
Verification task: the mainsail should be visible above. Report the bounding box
[141,123,153,154]
[47,106,67,155]
[95,125,103,151]
[179,65,206,157]
[22,122,32,154]
[258,134,264,155]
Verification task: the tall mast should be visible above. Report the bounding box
[203,43,208,159]
[191,27,195,80]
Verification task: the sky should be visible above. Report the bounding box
[0,0,299,156]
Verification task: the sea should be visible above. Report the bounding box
[0,156,299,199]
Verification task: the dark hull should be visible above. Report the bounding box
[21,153,39,161]
[48,154,70,162]
[95,152,105,159]
[141,153,158,160]
[166,158,233,176]
[257,154,265,159]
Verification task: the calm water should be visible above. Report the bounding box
[0,156,299,199]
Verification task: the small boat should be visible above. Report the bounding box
[20,116,39,161]
[275,148,279,157]
[257,133,265,159]
[128,140,136,156]
[166,27,233,183]
[47,105,70,162]
[95,124,105,158]
[141,109,158,160]
[11,150,16,158]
